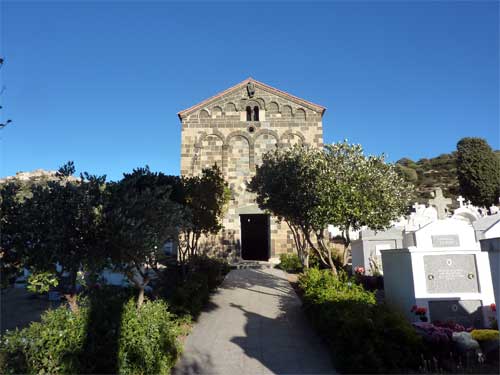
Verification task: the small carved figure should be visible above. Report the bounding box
[247,81,255,98]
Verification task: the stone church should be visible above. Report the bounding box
[178,78,325,262]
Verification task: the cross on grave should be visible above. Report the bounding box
[428,188,452,220]
[412,202,420,212]
[457,196,465,208]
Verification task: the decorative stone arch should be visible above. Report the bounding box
[255,98,266,110]
[211,106,223,116]
[280,130,305,145]
[295,108,306,120]
[281,105,293,117]
[254,129,280,168]
[225,102,237,112]
[226,130,253,146]
[195,130,226,148]
[226,130,254,171]
[268,101,280,114]
[199,108,210,118]
[254,128,279,143]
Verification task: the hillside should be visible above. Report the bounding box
[396,150,500,207]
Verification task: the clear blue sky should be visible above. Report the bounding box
[1,1,498,181]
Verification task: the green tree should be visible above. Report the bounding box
[0,183,26,287]
[6,162,107,312]
[177,166,231,264]
[104,167,188,308]
[319,142,413,266]
[456,137,500,207]
[396,164,418,185]
[250,142,413,274]
[248,146,320,268]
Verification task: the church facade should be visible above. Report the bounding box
[178,78,325,262]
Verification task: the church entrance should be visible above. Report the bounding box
[240,214,270,261]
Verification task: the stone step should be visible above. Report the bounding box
[229,260,275,270]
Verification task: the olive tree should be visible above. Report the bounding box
[318,142,413,266]
[104,167,189,308]
[248,146,321,268]
[250,142,413,274]
[0,183,26,287]
[177,166,231,264]
[4,162,107,312]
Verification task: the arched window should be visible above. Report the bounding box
[253,106,259,121]
[246,106,252,121]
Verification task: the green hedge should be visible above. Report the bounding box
[298,268,423,373]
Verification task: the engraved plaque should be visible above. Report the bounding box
[424,254,479,293]
[431,234,460,247]
[429,300,483,327]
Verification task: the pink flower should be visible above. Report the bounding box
[354,266,365,275]
[416,307,427,315]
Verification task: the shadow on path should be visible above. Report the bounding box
[173,268,335,375]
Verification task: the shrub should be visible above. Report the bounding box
[0,306,87,374]
[79,285,135,373]
[278,253,303,273]
[158,256,229,318]
[118,298,181,375]
[187,255,230,291]
[471,329,500,342]
[0,288,183,375]
[298,268,423,373]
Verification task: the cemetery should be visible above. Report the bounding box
[0,75,498,374]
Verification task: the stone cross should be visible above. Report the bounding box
[428,188,452,220]
[457,195,465,208]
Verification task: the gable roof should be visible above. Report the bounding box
[177,77,326,120]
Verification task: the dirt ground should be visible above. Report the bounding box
[0,288,59,333]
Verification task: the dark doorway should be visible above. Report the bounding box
[240,214,269,261]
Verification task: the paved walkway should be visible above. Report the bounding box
[173,268,335,375]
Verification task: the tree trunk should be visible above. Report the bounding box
[137,286,145,309]
[64,293,79,314]
[64,270,79,313]
[317,232,338,276]
[343,225,351,266]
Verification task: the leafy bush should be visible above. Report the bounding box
[118,298,182,375]
[158,256,229,318]
[471,329,499,342]
[298,268,423,373]
[0,306,87,374]
[278,253,303,273]
[0,288,183,375]
[187,255,230,291]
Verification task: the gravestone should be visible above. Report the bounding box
[350,228,403,275]
[428,300,483,327]
[424,254,479,294]
[429,188,452,220]
[382,216,496,327]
